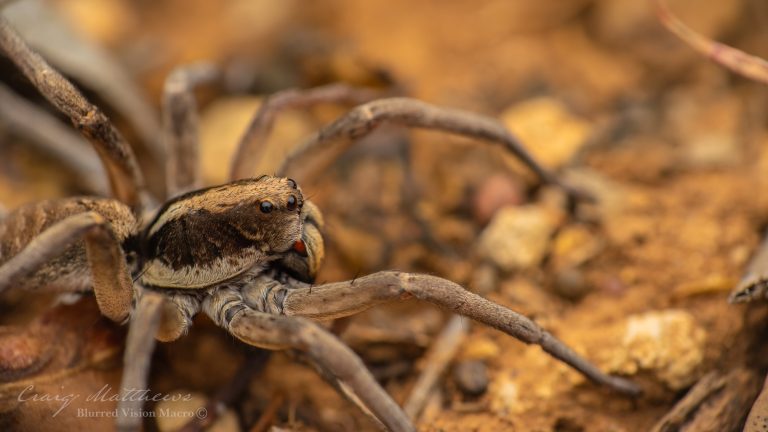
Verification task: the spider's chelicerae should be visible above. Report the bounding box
[0,17,639,432]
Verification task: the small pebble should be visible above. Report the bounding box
[552,267,592,301]
[472,174,526,226]
[453,360,489,397]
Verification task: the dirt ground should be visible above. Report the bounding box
[2,0,768,431]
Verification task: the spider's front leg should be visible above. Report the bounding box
[0,210,132,322]
[277,271,641,396]
[204,286,416,432]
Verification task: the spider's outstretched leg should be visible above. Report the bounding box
[116,291,198,431]
[229,83,384,180]
[0,17,149,212]
[0,211,132,322]
[0,82,108,195]
[116,290,164,432]
[275,271,641,396]
[204,286,415,432]
[277,97,588,202]
[162,63,219,197]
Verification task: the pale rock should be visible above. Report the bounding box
[500,97,592,173]
[597,309,706,390]
[478,205,558,272]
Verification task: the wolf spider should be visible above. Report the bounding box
[0,16,639,432]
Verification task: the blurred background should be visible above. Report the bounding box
[1,0,768,431]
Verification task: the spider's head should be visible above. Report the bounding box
[139,176,305,289]
[275,199,325,283]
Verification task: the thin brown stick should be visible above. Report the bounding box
[281,271,641,396]
[650,371,727,432]
[403,314,468,420]
[116,290,163,432]
[229,83,383,181]
[249,392,286,432]
[0,17,148,211]
[277,98,589,202]
[163,63,218,197]
[0,82,108,195]
[654,0,768,84]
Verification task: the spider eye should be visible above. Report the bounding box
[287,195,297,211]
[287,178,297,189]
[260,201,273,213]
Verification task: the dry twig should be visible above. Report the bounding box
[249,392,286,432]
[653,0,768,84]
[403,314,468,420]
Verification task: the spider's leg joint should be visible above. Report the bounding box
[271,285,288,315]
[346,105,379,139]
[224,303,248,326]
